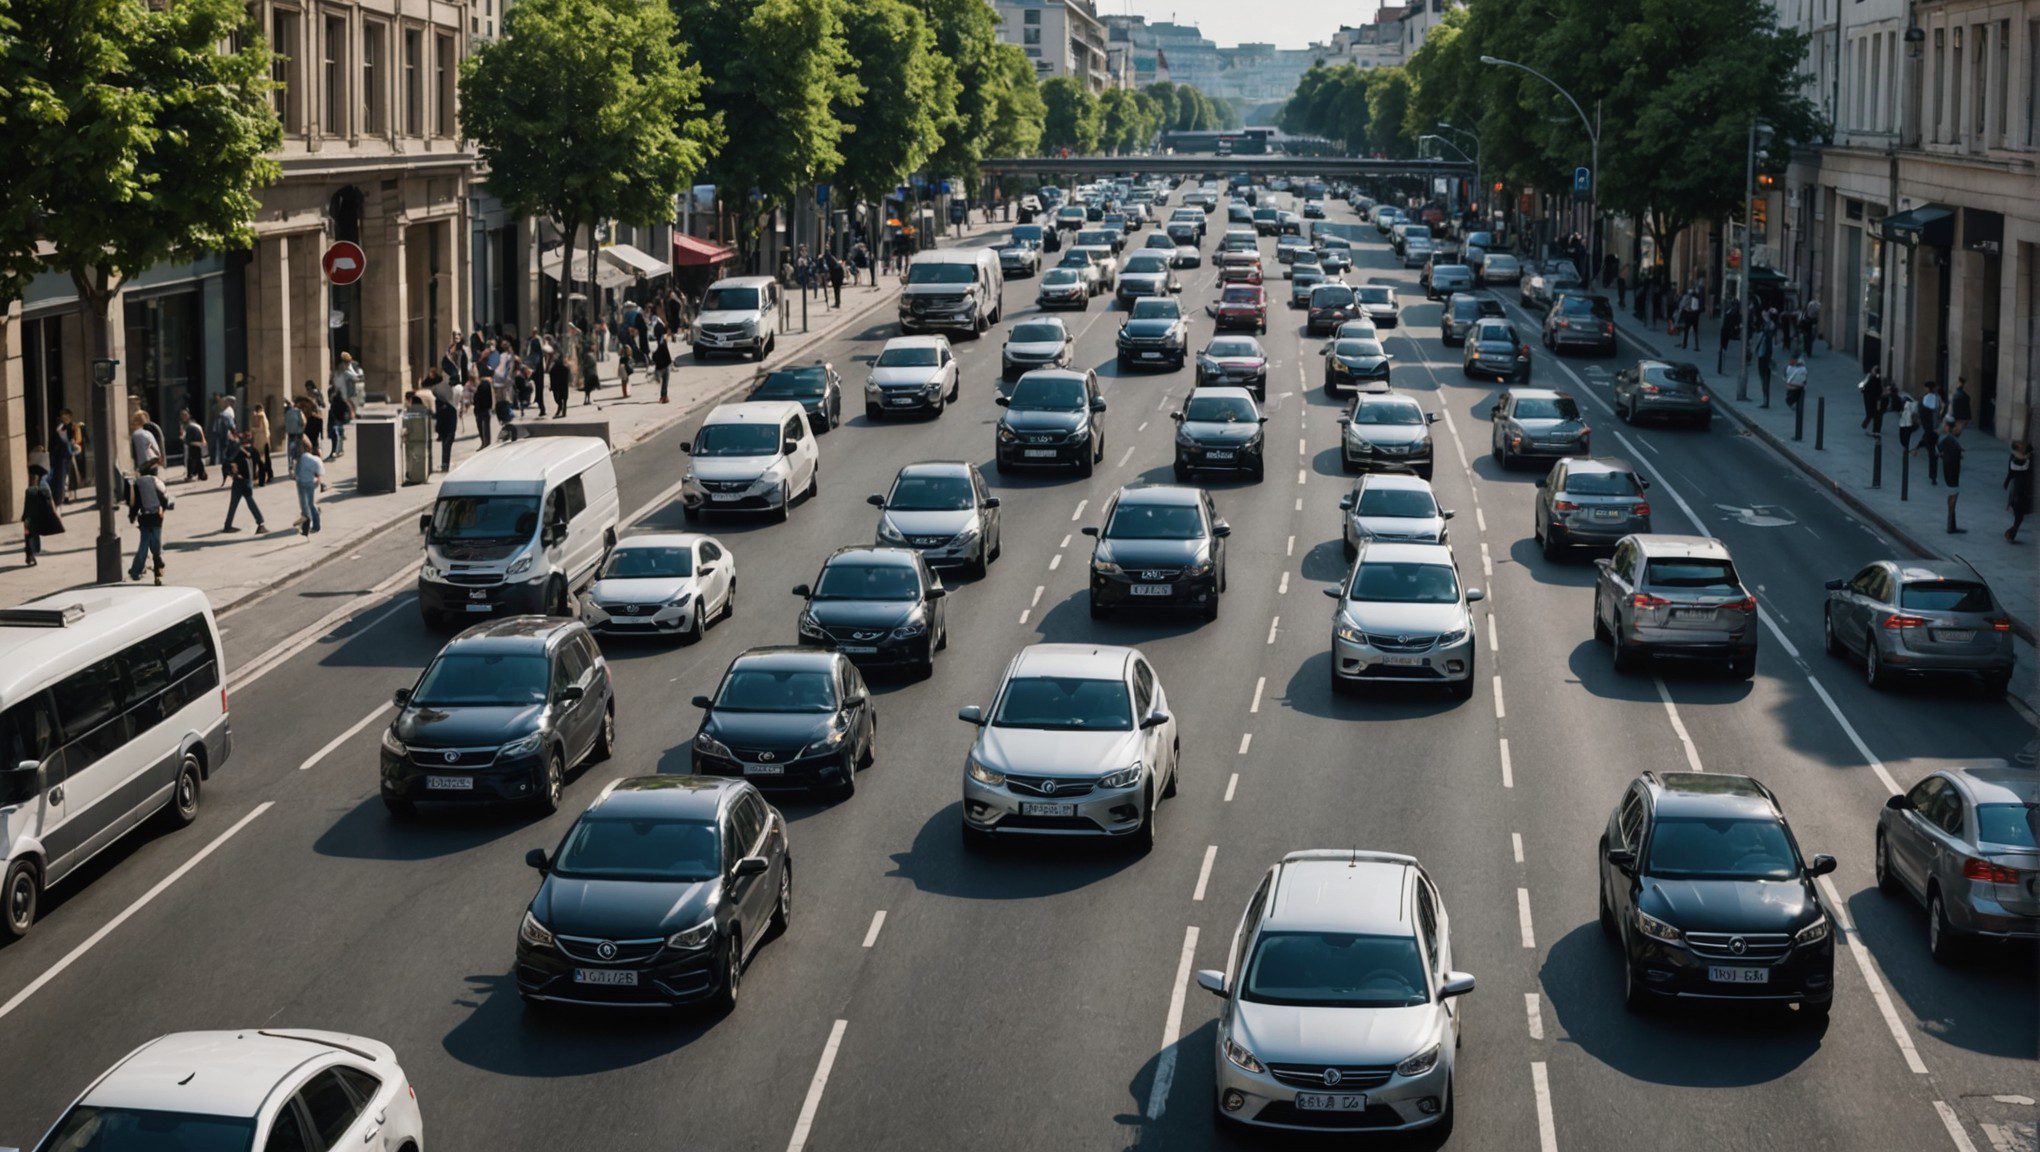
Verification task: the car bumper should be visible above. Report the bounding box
[1176,444,1262,473]
[1550,514,1650,544]
[693,330,763,353]
[1877,636,2016,675]
[682,479,790,514]
[516,940,724,1007]
[1308,312,1358,333]
[797,631,931,669]
[962,775,1148,837]
[1506,439,1589,459]
[1003,357,1065,380]
[1625,937,1835,1005]
[1325,371,1391,393]
[1332,635,1476,684]
[1092,571,1219,611]
[1362,311,1399,328]
[1036,292,1088,309]
[692,745,851,791]
[868,388,944,413]
[381,748,548,804]
[582,598,699,636]
[1467,358,1531,379]
[999,438,1090,468]
[1631,397,1713,419]
[1213,312,1264,330]
[1117,345,1183,366]
[899,309,979,332]
[1627,623,1756,660]
[1341,442,1432,472]
[419,575,549,617]
[1215,1045,1452,1132]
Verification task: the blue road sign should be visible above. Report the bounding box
[1573,166,1592,195]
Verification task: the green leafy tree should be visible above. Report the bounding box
[1364,68,1416,157]
[0,0,41,307]
[834,0,948,231]
[982,43,1046,157]
[918,0,1003,180]
[1099,88,1152,155]
[1143,82,1181,133]
[463,0,718,377]
[3,0,278,581]
[1039,76,1101,154]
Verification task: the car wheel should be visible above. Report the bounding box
[1450,656,1476,700]
[1865,635,1889,689]
[1619,399,1635,424]
[774,482,792,524]
[768,860,793,937]
[1875,831,1900,894]
[3,857,40,941]
[1089,594,1108,621]
[165,752,203,828]
[1132,785,1158,855]
[830,749,857,800]
[1593,596,1612,643]
[1162,745,1180,798]
[683,504,701,524]
[1823,608,1842,657]
[865,402,882,421]
[806,465,820,499]
[711,932,743,1013]
[966,540,989,580]
[592,704,616,763]
[1540,522,1561,561]
[1984,670,2013,696]
[1928,890,1963,964]
[1173,463,1190,483]
[1612,634,1641,674]
[1250,460,1265,482]
[1079,442,1097,477]
[533,748,564,815]
[1622,957,1653,1013]
[1202,591,1220,623]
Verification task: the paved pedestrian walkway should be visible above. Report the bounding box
[1606,302,2034,640]
[3,218,1005,612]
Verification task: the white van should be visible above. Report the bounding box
[417,436,620,625]
[899,248,1004,336]
[679,400,821,523]
[1,587,230,940]
[693,274,783,361]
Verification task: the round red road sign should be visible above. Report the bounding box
[321,240,367,286]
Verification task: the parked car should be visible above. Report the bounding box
[1822,560,2016,692]
[1340,392,1438,478]
[870,461,1002,577]
[1172,387,1267,482]
[1614,360,1714,426]
[1593,535,1757,678]
[1876,766,2038,961]
[1533,457,1652,558]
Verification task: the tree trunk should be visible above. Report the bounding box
[73,267,125,584]
[554,215,580,388]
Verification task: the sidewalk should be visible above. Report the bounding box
[2,219,1007,612]
[1606,303,2035,640]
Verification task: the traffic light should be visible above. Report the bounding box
[1493,181,1503,192]
[1756,172,1777,189]
[1752,197,1769,228]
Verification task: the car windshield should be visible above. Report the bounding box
[430,495,539,543]
[1042,270,1082,286]
[1564,471,1642,497]
[1009,376,1087,410]
[1356,286,1393,304]
[906,263,976,285]
[1353,400,1422,426]
[601,546,693,579]
[1241,931,1429,1008]
[715,668,838,712]
[1335,340,1385,358]
[1013,226,1044,242]
[412,653,549,707]
[1640,365,1702,390]
[1451,299,1482,319]
[1123,255,1169,274]
[1644,558,1741,591]
[1488,255,1519,269]
[552,816,720,883]
[813,562,920,601]
[1357,487,1438,518]
[1646,816,1799,880]
[1976,803,2038,848]
[1184,395,1258,423]
[702,286,760,311]
[1349,562,1459,603]
[877,345,941,368]
[1106,503,1205,539]
[888,474,974,511]
[1437,264,1471,277]
[1058,251,1091,267]
[37,1106,257,1152]
[1144,236,1174,249]
[1900,580,1993,612]
[1513,397,1582,421]
[1207,338,1261,358]
[1293,266,1324,279]
[751,365,827,397]
[992,676,1132,730]
[692,422,782,457]
[1220,288,1261,305]
[1010,322,1064,343]
[1130,299,1180,319]
[1474,324,1516,345]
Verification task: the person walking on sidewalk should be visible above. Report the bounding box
[2003,440,2032,542]
[249,403,273,486]
[1782,352,1808,415]
[220,432,265,534]
[852,240,870,287]
[1917,381,1944,483]
[433,384,458,471]
[1717,298,1742,373]
[331,351,365,408]
[473,371,496,448]
[653,333,673,403]
[292,446,327,536]
[126,464,172,584]
[21,463,62,566]
[549,353,571,418]
[299,393,324,468]
[325,382,352,460]
[1675,286,1702,349]
[1896,388,1920,456]
[1857,366,1885,432]
[1801,296,1821,356]
[579,341,601,408]
[178,408,209,483]
[826,251,845,309]
[282,395,306,475]
[209,396,237,472]
[1948,376,1973,432]
[1940,424,1966,532]
[1754,325,1775,407]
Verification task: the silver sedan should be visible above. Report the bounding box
[1876,766,2038,961]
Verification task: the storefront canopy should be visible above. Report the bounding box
[600,243,671,279]
[1879,204,1955,248]
[672,234,735,268]
[539,243,671,288]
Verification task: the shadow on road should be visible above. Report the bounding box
[886,801,1134,899]
[441,971,713,1077]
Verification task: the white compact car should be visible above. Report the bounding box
[579,532,736,643]
[680,401,821,523]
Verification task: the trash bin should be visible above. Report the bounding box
[401,409,432,485]
[354,415,400,495]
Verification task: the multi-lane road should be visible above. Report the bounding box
[0,187,2032,1152]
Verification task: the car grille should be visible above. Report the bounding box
[1004,773,1097,798]
[554,935,666,965]
[700,323,747,337]
[442,572,502,587]
[1684,932,1793,962]
[1267,1063,1398,1090]
[1121,332,1171,345]
[1022,432,1069,445]
[910,297,967,315]
[907,535,953,548]
[824,625,892,643]
[409,746,499,769]
[1007,351,1057,364]
[1126,568,1182,581]
[725,745,804,763]
[600,601,662,617]
[1366,632,1438,652]
[698,479,750,494]
[1252,1102,1405,1129]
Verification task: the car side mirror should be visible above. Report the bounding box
[542,523,565,547]
[1427,412,1440,424]
[1338,494,1355,511]
[926,587,947,600]
[984,497,1001,509]
[1091,397,1108,412]
[1606,847,1637,871]
[679,440,693,454]
[1885,793,1913,811]
[691,694,713,710]
[1440,972,1477,999]
[1141,709,1172,730]
[1640,478,1652,489]
[418,513,432,535]
[1080,525,1099,537]
[1212,522,1231,539]
[1809,854,1838,877]
[867,494,886,508]
[792,583,812,598]
[1490,403,1503,416]
[1442,509,1457,520]
[1593,558,1613,573]
[555,684,584,705]
[1169,412,1184,422]
[525,848,550,874]
[392,688,411,707]
[957,705,985,726]
[1465,588,1485,602]
[994,395,1011,407]
[1825,578,1846,591]
[732,855,770,880]
[1534,476,1547,488]
[782,440,798,455]
[1337,416,1351,426]
[1258,416,1268,424]
[1323,586,1343,599]
[1195,969,1227,997]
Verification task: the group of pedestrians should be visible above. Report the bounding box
[779,245,851,309]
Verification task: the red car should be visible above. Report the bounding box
[1208,285,1268,333]
[1218,253,1263,286]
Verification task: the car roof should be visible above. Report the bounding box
[1944,766,2039,805]
[1631,534,1732,559]
[439,435,609,488]
[728,645,841,673]
[1644,772,1780,819]
[1113,484,1203,507]
[1008,643,1136,680]
[1352,391,1419,409]
[1361,472,1434,492]
[1503,387,1569,401]
[1891,560,1988,583]
[83,1031,372,1117]
[882,334,950,350]
[701,400,806,425]
[824,546,920,568]
[1187,386,1257,405]
[1356,541,1454,566]
[588,774,733,821]
[445,615,577,652]
[614,532,713,550]
[1265,852,1415,935]
[896,460,975,480]
[0,586,213,701]
[708,275,776,290]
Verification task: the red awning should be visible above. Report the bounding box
[673,234,735,267]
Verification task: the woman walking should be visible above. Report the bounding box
[2005,440,2033,543]
[178,408,209,483]
[249,403,274,485]
[1917,381,1944,484]
[1895,389,1920,457]
[21,463,62,566]
[1857,366,1884,432]
[473,371,496,448]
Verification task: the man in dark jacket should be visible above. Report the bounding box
[825,251,846,308]
[549,353,571,418]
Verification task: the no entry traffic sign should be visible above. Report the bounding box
[322,240,367,286]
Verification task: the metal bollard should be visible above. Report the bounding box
[1871,433,1882,488]
[1793,396,1805,441]
[801,288,809,334]
[1900,443,1910,501]
[1814,397,1825,450]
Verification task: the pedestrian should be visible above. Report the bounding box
[331,351,365,407]
[852,240,870,287]
[325,382,352,459]
[653,332,673,403]
[20,463,62,566]
[1779,300,1799,349]
[1754,326,1775,407]
[1877,375,1900,439]
[127,409,161,475]
[826,250,845,308]
[513,362,534,416]
[473,371,496,448]
[1615,269,1628,309]
[300,395,324,465]
[246,403,272,486]
[126,463,172,584]
[1783,352,1808,414]
[1948,376,1973,432]
[433,384,457,471]
[178,407,209,483]
[220,432,266,533]
[282,393,306,473]
[292,445,327,536]
[1917,381,1944,484]
[48,416,75,505]
[209,395,237,470]
[2004,440,2032,542]
[579,341,601,408]
[1676,287,1702,349]
[1939,423,1965,532]
[1601,252,1619,288]
[616,340,632,400]
[1717,297,1742,374]
[779,253,795,292]
[549,353,571,418]
[1857,366,1884,431]
[1801,296,1822,356]
[1896,387,1920,456]
[441,333,470,386]
[795,244,814,298]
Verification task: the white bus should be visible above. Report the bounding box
[1,587,231,939]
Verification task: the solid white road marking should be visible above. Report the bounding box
[1116,444,1136,468]
[227,578,418,692]
[1818,874,1929,1074]
[1512,832,1524,863]
[1492,676,1506,717]
[1532,1062,1559,1152]
[1806,677,1902,795]
[1071,500,1087,521]
[1500,738,1514,788]
[1238,732,1251,754]
[862,910,886,948]
[1145,926,1201,1120]
[1224,773,1238,802]
[1756,603,1803,659]
[785,1019,850,1152]
[298,703,393,772]
[1653,677,1705,772]
[1250,677,1265,713]
[1935,1103,1982,1152]
[1524,992,1545,1040]
[1193,846,1217,901]
[1266,617,1279,644]
[1517,888,1536,948]
[0,802,275,1024]
[1048,554,1062,571]
[1487,614,1500,653]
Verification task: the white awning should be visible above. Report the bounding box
[539,243,669,288]
[599,242,671,279]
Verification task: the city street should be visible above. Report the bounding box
[0,187,2032,1152]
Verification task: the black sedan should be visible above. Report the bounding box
[1085,485,1230,621]
[1172,387,1266,482]
[1322,337,1393,395]
[793,547,948,677]
[689,647,876,799]
[995,369,1107,476]
[1462,319,1532,382]
[515,776,790,1011]
[746,361,842,432]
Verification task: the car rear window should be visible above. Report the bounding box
[1976,803,2037,849]
[1899,580,1993,612]
[1558,295,1613,318]
[1644,558,1741,591]
[1564,471,1642,497]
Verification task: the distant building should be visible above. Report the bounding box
[1322,9,1408,69]
[994,0,1115,94]
[1399,0,1454,58]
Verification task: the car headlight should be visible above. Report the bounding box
[924,378,945,394]
[502,731,543,758]
[1187,558,1214,576]
[666,589,694,608]
[1436,628,1470,647]
[800,728,850,759]
[966,756,1005,787]
[1093,560,1125,577]
[1224,1037,1266,1074]
[421,562,442,582]
[953,523,981,544]
[1097,761,1144,790]
[519,911,555,949]
[1176,429,1197,448]
[380,728,407,756]
[1634,908,1682,943]
[997,425,1017,443]
[878,520,907,544]
[507,556,533,576]
[1396,1043,1441,1078]
[1794,915,1832,946]
[798,612,827,638]
[891,618,928,639]
[666,916,718,951]
[693,731,732,759]
[1336,622,1366,644]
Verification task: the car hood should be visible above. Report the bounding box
[871,366,940,388]
[1341,601,1467,634]
[975,725,1142,776]
[1640,877,1819,934]
[1333,354,1389,370]
[1097,538,1209,569]
[809,598,919,630]
[1234,1000,1438,1067]
[1001,409,1086,434]
[1005,340,1066,359]
[1121,318,1179,338]
[1347,424,1427,447]
[1360,301,1397,314]
[395,704,543,747]
[702,709,836,753]
[691,455,784,483]
[1214,300,1262,313]
[885,509,975,537]
[1205,355,1266,371]
[1352,514,1445,541]
[695,309,758,327]
[1182,420,1262,444]
[532,874,716,940]
[588,575,695,604]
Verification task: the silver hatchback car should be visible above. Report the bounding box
[1326,542,1483,699]
[957,644,1179,852]
[1876,766,2038,961]
[1201,850,1475,1134]
[1594,535,1757,678]
[1823,560,2016,693]
[1534,457,1652,557]
[1341,473,1452,554]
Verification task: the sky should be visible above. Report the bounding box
[1117,0,1362,50]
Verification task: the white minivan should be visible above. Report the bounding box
[417,436,620,625]
[899,248,1004,336]
[680,400,821,523]
[1,587,231,939]
[693,274,783,361]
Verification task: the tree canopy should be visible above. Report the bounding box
[1039,77,1101,155]
[833,0,951,207]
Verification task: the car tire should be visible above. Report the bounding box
[1865,635,1889,690]
[1173,463,1190,483]
[546,578,570,618]
[1131,785,1158,855]
[806,465,820,500]
[995,457,1010,476]
[1089,595,1108,621]
[866,402,882,421]
[1450,660,1476,701]
[683,504,701,524]
[1730,651,1756,680]
[1250,461,1265,483]
[1593,596,1612,643]
[1540,523,1561,561]
[1080,439,1098,476]
[1928,890,1963,964]
[966,541,989,580]
[533,748,565,815]
[1340,453,1359,474]
[1984,670,2013,696]
[1622,959,1653,1014]
[3,857,40,941]
[711,932,743,1014]
[684,609,705,645]
[769,860,793,937]
[774,482,792,524]
[1875,831,1900,894]
[592,704,616,763]
[1162,746,1180,798]
[1613,635,1641,674]
[831,749,857,800]
[1823,608,1843,657]
[165,752,203,828]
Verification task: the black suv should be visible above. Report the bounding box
[995,369,1107,476]
[1599,772,1836,1019]
[516,776,790,1011]
[1543,292,1618,356]
[793,547,949,677]
[690,647,876,799]
[380,617,614,817]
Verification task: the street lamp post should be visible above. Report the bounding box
[1480,56,1599,273]
[1736,119,1775,402]
[1418,134,1478,223]
[1434,122,1482,222]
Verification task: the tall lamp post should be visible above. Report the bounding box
[1480,55,1600,272]
[1737,119,1775,402]
[1434,122,1482,222]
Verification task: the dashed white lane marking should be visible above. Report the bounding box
[1278,571,1290,595]
[1756,603,1803,660]
[1524,992,1545,1040]
[1238,733,1252,754]
[1806,676,1902,794]
[1285,535,1296,558]
[1031,585,1044,607]
[1512,832,1524,863]
[1531,1062,1559,1152]
[1071,499,1087,521]
[1137,420,1148,432]
[1935,1103,1982,1152]
[1116,444,1136,468]
[227,579,418,691]
[1500,738,1514,788]
[298,703,393,771]
[1492,676,1506,717]
[1018,609,1031,625]
[0,802,275,1024]
[1193,846,1218,901]
[1293,497,1302,512]
[1480,541,1494,577]
[1296,467,1307,485]
[1487,615,1499,653]
[1224,773,1238,802]
[1818,874,1929,1074]
[1250,676,1266,713]
[1517,888,1536,948]
[1145,925,1201,1120]
[1156,394,1171,411]
[1297,436,1308,455]
[1266,617,1279,644]
[1475,506,1487,533]
[785,1019,849,1152]
[1048,554,1062,571]
[1654,676,1705,773]
[861,910,886,948]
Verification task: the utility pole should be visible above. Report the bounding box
[1737,119,1773,402]
[1479,57,1599,275]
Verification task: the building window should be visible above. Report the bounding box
[2027,19,2038,148]
[322,14,346,136]
[403,28,423,135]
[1971,23,1987,139]
[1932,28,1946,141]
[1023,9,1040,23]
[362,21,385,134]
[1886,33,1898,132]
[1024,26,1040,45]
[1995,20,2010,145]
[270,8,302,132]
[1949,26,1964,143]
[435,34,455,137]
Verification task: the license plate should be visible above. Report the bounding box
[574,968,639,986]
[1594,508,1623,520]
[1707,966,1769,984]
[1141,351,1162,360]
[1672,609,1713,621]
[890,396,917,405]
[1382,654,1426,667]
[743,763,784,776]
[1294,1093,1369,1112]
[1932,629,1974,643]
[1019,801,1076,817]
[710,492,743,502]
[1205,450,1235,461]
[468,588,489,600]
[839,645,878,654]
[426,775,473,790]
[1130,584,1172,596]
[1024,449,1057,458]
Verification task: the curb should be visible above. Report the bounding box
[1608,316,2037,646]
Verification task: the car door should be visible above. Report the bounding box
[1539,461,1567,534]
[1492,394,1513,448]
[1202,492,1225,574]
[1,694,64,871]
[1132,658,1171,787]
[724,800,770,952]
[840,661,874,756]
[1839,564,1883,647]
[919,557,946,641]
[1915,777,1970,897]
[971,467,999,548]
[1597,539,1634,632]
[550,641,593,761]
[1605,785,1648,920]
[698,539,731,613]
[939,345,957,397]
[1415,874,1456,1029]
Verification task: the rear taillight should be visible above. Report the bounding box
[1552,499,1579,512]
[1517,346,1530,360]
[1726,596,1757,612]
[1640,384,1661,395]
[1988,618,2013,632]
[221,687,229,713]
[1632,593,1670,609]
[1963,858,2020,884]
[1883,614,1931,630]
[1556,319,1571,329]
[1633,502,1650,517]
[1603,323,1614,334]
